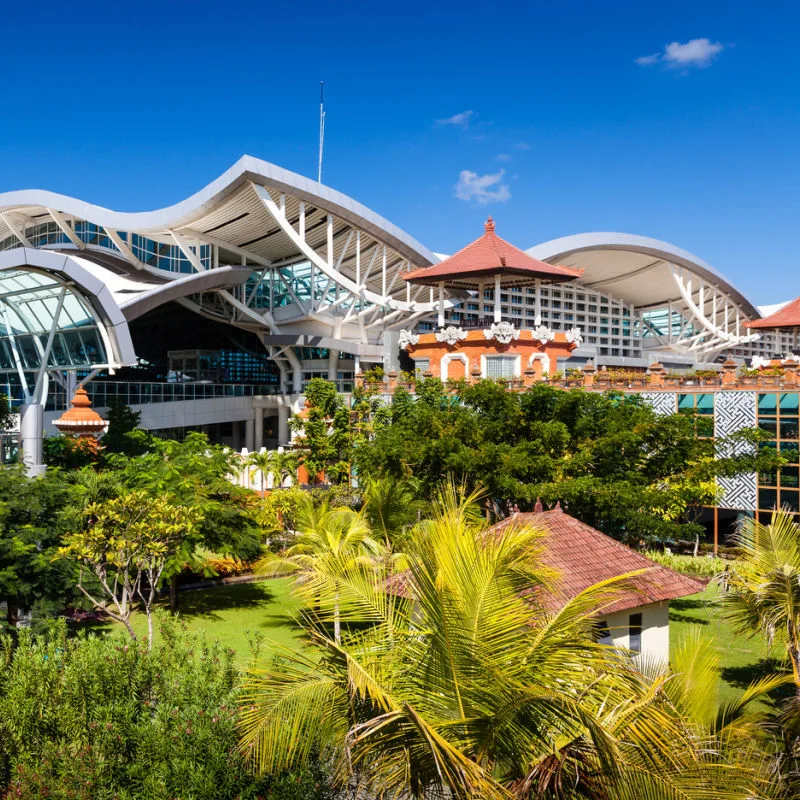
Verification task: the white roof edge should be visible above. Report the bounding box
[0,155,438,268]
[527,232,761,320]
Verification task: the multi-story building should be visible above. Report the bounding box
[0,154,794,533]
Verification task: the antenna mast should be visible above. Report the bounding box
[318,81,325,184]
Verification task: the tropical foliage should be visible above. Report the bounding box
[239,486,775,799]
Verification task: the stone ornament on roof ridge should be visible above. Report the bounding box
[435,325,468,346]
[483,321,520,345]
[565,327,583,347]
[398,330,420,350]
[531,324,555,345]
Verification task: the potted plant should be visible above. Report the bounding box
[738,366,759,385]
[664,370,684,387]
[759,366,784,386]
[565,367,583,387]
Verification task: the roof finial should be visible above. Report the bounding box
[554,500,562,512]
[484,216,495,234]
[534,497,543,513]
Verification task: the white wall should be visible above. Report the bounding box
[600,602,671,666]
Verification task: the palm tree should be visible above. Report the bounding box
[272,449,299,488]
[720,510,800,694]
[240,485,755,799]
[247,449,276,495]
[362,474,424,546]
[254,493,382,643]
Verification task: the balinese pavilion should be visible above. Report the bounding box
[399,218,585,382]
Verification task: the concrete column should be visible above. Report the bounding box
[494,274,502,323]
[20,403,45,477]
[278,406,290,445]
[327,348,339,381]
[438,282,445,327]
[292,368,302,394]
[254,409,264,450]
[245,417,255,452]
[231,419,241,451]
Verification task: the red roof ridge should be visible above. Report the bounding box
[403,218,584,286]
[746,295,800,329]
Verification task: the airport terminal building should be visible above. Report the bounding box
[0,155,794,525]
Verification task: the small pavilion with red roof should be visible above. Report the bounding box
[399,218,585,382]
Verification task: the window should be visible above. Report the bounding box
[413,358,430,375]
[595,620,612,645]
[629,613,642,653]
[485,356,516,379]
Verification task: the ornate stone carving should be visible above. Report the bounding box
[435,325,468,346]
[398,329,420,350]
[531,324,555,345]
[482,321,520,345]
[565,327,583,347]
[784,353,800,364]
[751,356,772,369]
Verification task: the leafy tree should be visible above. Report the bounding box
[107,432,263,610]
[100,395,149,456]
[42,435,99,469]
[355,381,783,545]
[59,491,201,645]
[240,486,758,799]
[0,467,76,631]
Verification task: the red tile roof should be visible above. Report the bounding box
[492,509,704,614]
[746,296,800,329]
[402,217,583,287]
[387,508,704,615]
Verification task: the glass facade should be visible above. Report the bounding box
[677,393,715,437]
[757,392,800,518]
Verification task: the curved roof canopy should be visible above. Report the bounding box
[528,232,760,319]
[0,156,440,359]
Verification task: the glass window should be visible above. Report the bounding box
[782,419,800,441]
[485,356,516,379]
[781,393,800,414]
[759,488,778,510]
[413,358,430,375]
[783,489,800,512]
[629,613,642,653]
[759,393,778,413]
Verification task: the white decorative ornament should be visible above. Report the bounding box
[784,352,800,364]
[398,330,420,350]
[565,327,583,347]
[531,324,555,345]
[435,325,468,346]
[751,356,771,369]
[482,321,520,345]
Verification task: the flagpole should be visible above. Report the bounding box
[318,81,325,184]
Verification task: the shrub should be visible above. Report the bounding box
[0,618,334,800]
[644,549,727,578]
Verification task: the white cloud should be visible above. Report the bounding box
[495,153,511,161]
[636,38,724,69]
[435,110,475,127]
[454,169,511,205]
[514,141,530,150]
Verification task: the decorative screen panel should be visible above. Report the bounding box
[715,391,757,511]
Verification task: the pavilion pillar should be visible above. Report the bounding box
[254,408,264,451]
[494,274,501,323]
[438,282,445,327]
[244,417,255,452]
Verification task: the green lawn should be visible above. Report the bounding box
[73,577,304,665]
[669,582,783,704]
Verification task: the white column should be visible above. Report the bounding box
[327,348,339,381]
[534,279,541,324]
[494,274,502,323]
[254,409,264,451]
[438,282,445,327]
[20,403,45,477]
[278,406,290,445]
[245,417,255,452]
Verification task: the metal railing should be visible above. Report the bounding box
[83,381,282,407]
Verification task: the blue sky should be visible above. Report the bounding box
[0,0,797,305]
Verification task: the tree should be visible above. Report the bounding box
[362,474,424,546]
[721,511,800,694]
[59,490,201,646]
[247,449,276,495]
[240,486,756,799]
[107,432,263,610]
[100,396,149,456]
[0,467,76,631]
[254,493,382,643]
[354,381,783,545]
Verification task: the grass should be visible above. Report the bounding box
[669,582,784,705]
[73,577,304,665]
